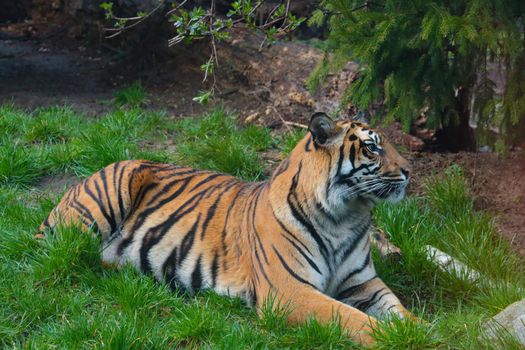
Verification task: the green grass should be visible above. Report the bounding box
[173,109,273,180]
[1,103,524,348]
[113,81,148,107]
[279,128,307,155]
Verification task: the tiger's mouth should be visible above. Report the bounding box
[373,178,408,202]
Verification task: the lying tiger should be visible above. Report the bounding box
[41,112,414,346]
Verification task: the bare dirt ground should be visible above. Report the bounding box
[1,23,524,256]
[410,151,525,257]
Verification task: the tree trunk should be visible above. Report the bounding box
[434,87,476,152]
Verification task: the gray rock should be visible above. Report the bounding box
[478,145,492,153]
[482,299,525,346]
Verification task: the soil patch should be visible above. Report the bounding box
[408,151,525,256]
[37,173,79,196]
[0,30,114,115]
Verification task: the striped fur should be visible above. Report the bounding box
[40,113,414,346]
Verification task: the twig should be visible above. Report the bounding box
[165,0,189,16]
[202,54,214,82]
[209,0,218,67]
[271,105,293,133]
[232,0,266,25]
[104,0,166,39]
[258,35,268,51]
[284,121,308,129]
[262,1,284,26]
[282,0,291,27]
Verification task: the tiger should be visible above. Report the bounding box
[40,112,414,346]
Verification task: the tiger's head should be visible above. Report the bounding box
[273,112,410,216]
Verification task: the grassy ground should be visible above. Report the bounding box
[1,98,524,349]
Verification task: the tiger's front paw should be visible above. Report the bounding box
[399,308,430,326]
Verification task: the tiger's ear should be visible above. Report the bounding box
[308,112,338,146]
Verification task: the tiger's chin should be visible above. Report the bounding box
[385,186,406,203]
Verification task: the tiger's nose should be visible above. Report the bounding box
[401,167,410,178]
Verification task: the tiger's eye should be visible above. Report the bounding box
[366,143,378,152]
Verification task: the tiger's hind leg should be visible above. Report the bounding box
[39,160,157,242]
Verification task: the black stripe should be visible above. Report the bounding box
[189,173,224,192]
[83,180,112,231]
[349,144,356,167]
[177,214,201,265]
[191,255,203,291]
[91,177,117,232]
[117,235,133,256]
[132,180,158,212]
[338,163,373,183]
[70,200,95,222]
[129,177,192,234]
[199,180,238,240]
[337,218,371,261]
[200,195,221,240]
[68,205,92,227]
[138,186,210,274]
[250,186,269,264]
[162,246,178,288]
[361,290,391,311]
[337,275,377,300]
[144,174,196,207]
[287,163,329,262]
[211,252,219,287]
[155,168,201,180]
[340,253,371,284]
[127,165,138,208]
[115,162,127,222]
[144,211,201,278]
[99,167,117,230]
[220,186,241,270]
[282,235,321,275]
[304,136,312,152]
[273,246,316,289]
[315,201,338,225]
[336,143,345,176]
[354,288,388,311]
[253,243,274,289]
[247,187,273,287]
[273,214,313,256]
[145,173,200,207]
[323,145,332,194]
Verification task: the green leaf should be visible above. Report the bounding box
[192,90,212,105]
